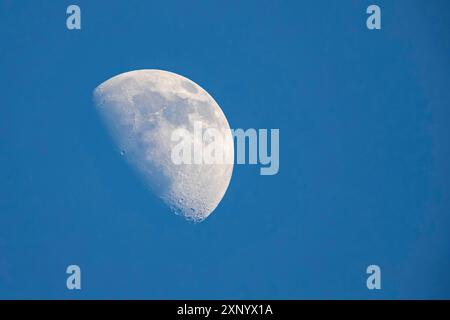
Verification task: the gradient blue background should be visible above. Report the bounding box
[0,0,449,299]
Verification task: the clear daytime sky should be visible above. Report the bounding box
[0,0,449,299]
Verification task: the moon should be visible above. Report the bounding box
[93,69,234,222]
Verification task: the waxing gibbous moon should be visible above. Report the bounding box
[93,70,234,222]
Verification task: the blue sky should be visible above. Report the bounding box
[0,0,449,299]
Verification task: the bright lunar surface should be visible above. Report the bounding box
[93,70,234,222]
